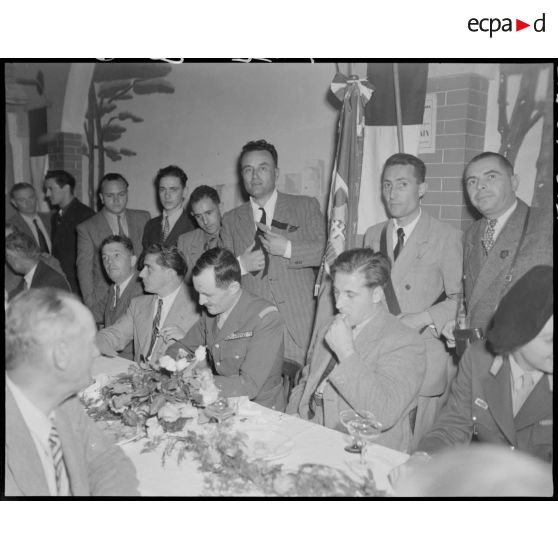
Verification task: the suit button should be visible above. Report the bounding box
[235,355,240,359]
[215,344,219,348]
[405,284,411,290]
[216,362,220,366]
[510,446,515,451]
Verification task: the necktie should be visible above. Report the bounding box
[117,215,125,237]
[48,421,70,496]
[482,218,498,254]
[251,207,269,278]
[146,298,163,361]
[393,227,405,261]
[308,356,338,420]
[203,234,219,252]
[512,371,535,417]
[113,284,120,309]
[162,216,170,242]
[33,218,50,253]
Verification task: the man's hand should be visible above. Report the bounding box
[239,241,266,273]
[324,314,355,362]
[398,311,432,331]
[257,223,289,257]
[159,325,187,344]
[441,319,456,348]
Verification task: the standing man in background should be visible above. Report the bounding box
[77,173,149,324]
[177,185,223,283]
[142,165,195,249]
[221,140,326,366]
[45,169,95,296]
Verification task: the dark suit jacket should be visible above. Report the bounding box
[103,273,145,360]
[8,211,52,249]
[142,210,195,249]
[221,191,326,364]
[169,290,285,411]
[418,341,553,462]
[463,199,553,332]
[8,260,71,300]
[4,386,139,496]
[51,197,95,296]
[77,208,150,322]
[177,228,223,283]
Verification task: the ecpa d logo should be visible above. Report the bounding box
[468,13,545,37]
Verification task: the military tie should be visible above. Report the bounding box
[117,215,126,237]
[113,284,120,309]
[482,218,498,254]
[48,420,71,496]
[251,207,269,278]
[393,227,405,261]
[146,298,163,361]
[33,218,50,254]
[161,216,170,242]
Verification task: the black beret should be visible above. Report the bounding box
[487,266,553,354]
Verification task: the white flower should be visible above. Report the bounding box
[158,355,177,372]
[200,383,220,406]
[157,402,181,422]
[175,358,190,372]
[146,417,164,439]
[194,345,207,362]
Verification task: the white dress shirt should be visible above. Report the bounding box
[20,214,52,252]
[103,209,129,237]
[154,284,182,326]
[391,208,422,249]
[24,263,38,289]
[491,199,518,242]
[509,353,543,417]
[162,205,184,233]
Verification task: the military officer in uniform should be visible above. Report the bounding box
[166,247,285,410]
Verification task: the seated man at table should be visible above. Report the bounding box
[5,288,139,496]
[403,265,553,475]
[166,247,285,410]
[286,248,425,453]
[6,230,71,299]
[100,235,145,360]
[96,244,199,366]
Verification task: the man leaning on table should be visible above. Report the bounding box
[399,265,553,480]
[96,244,199,365]
[286,248,426,453]
[167,247,286,411]
[5,288,139,496]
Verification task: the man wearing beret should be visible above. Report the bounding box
[401,265,553,471]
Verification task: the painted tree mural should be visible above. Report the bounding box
[83,63,175,208]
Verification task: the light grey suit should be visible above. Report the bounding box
[287,305,426,453]
[363,211,463,446]
[221,191,326,364]
[8,211,52,247]
[95,283,199,365]
[4,386,139,496]
[77,208,150,322]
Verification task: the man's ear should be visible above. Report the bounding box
[228,281,241,295]
[371,286,384,304]
[418,181,428,199]
[52,339,70,371]
[130,255,138,269]
[511,174,520,193]
[274,167,280,187]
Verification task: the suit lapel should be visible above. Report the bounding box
[481,358,517,445]
[391,212,430,285]
[13,212,35,239]
[515,375,553,431]
[237,202,256,249]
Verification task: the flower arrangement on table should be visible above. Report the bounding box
[142,425,387,497]
[82,346,219,441]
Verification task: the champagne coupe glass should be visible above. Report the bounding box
[339,410,374,453]
[356,418,383,464]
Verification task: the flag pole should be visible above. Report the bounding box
[393,63,405,152]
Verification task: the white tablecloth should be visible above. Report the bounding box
[91,356,409,496]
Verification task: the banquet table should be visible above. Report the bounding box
[90,355,409,497]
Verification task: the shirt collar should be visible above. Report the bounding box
[20,213,40,224]
[509,352,544,390]
[392,208,421,239]
[24,263,38,288]
[491,198,517,232]
[250,188,278,224]
[217,289,243,329]
[117,272,135,292]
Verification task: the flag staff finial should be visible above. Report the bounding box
[393,63,405,152]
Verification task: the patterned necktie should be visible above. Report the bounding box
[33,218,50,254]
[113,284,120,309]
[393,227,405,261]
[117,215,125,237]
[162,215,170,242]
[48,420,70,496]
[252,207,269,278]
[203,234,219,252]
[482,218,498,254]
[146,298,163,360]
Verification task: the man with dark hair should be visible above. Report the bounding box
[6,231,70,298]
[77,173,150,323]
[177,185,223,283]
[44,169,95,295]
[5,288,139,496]
[168,247,285,410]
[221,139,326,365]
[96,244,199,365]
[362,153,463,447]
[287,248,425,452]
[443,151,552,342]
[405,265,553,470]
[142,165,195,249]
[100,235,144,360]
[8,182,53,254]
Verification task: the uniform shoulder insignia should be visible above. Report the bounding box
[259,305,278,319]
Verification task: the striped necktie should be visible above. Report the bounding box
[251,207,269,277]
[48,420,71,496]
[33,218,50,253]
[162,216,170,242]
[117,215,126,237]
[113,284,120,309]
[146,298,163,360]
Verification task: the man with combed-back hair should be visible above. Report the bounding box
[5,288,139,496]
[167,247,286,410]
